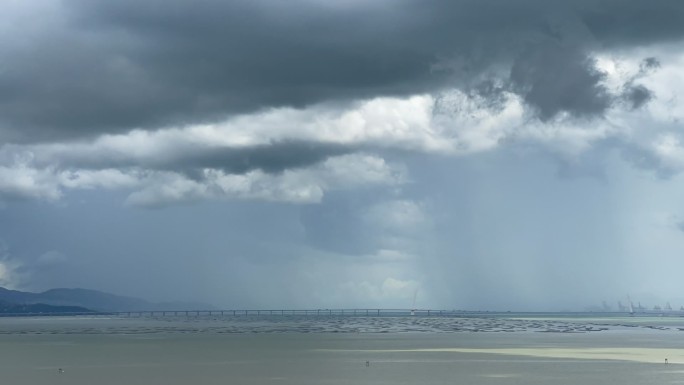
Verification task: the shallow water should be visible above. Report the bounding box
[1,314,683,384]
[1,313,681,335]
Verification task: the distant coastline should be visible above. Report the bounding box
[0,300,93,315]
[0,287,212,313]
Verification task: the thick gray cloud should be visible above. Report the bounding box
[622,84,653,110]
[40,140,351,176]
[509,43,611,120]
[175,141,351,175]
[619,57,660,110]
[1,0,445,142]
[2,0,684,142]
[580,1,684,44]
[2,0,684,311]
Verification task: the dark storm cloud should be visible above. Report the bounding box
[620,57,660,110]
[641,57,662,71]
[509,43,611,120]
[1,0,445,142]
[622,84,653,110]
[40,140,351,176]
[1,0,683,143]
[176,141,351,176]
[580,1,684,45]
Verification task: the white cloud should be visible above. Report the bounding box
[58,169,141,190]
[653,134,684,169]
[592,46,684,174]
[0,161,140,202]
[124,172,208,208]
[1,44,683,205]
[26,94,448,167]
[433,89,523,153]
[124,153,404,207]
[0,163,63,201]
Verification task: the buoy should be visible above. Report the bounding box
[366,361,370,367]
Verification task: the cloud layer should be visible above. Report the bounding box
[2,0,684,141]
[2,0,684,310]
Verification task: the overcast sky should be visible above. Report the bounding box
[1,0,684,311]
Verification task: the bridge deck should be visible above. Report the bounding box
[0,309,469,317]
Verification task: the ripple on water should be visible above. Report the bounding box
[0,314,682,335]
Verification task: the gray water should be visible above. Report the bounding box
[0,314,682,384]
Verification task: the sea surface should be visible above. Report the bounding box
[1,313,683,384]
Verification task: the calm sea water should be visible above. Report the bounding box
[0,314,683,385]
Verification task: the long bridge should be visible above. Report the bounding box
[0,308,472,317]
[1,309,675,318]
[114,309,466,317]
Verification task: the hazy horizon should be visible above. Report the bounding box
[2,0,684,311]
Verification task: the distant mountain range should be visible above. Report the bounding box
[0,287,213,313]
[0,300,92,314]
